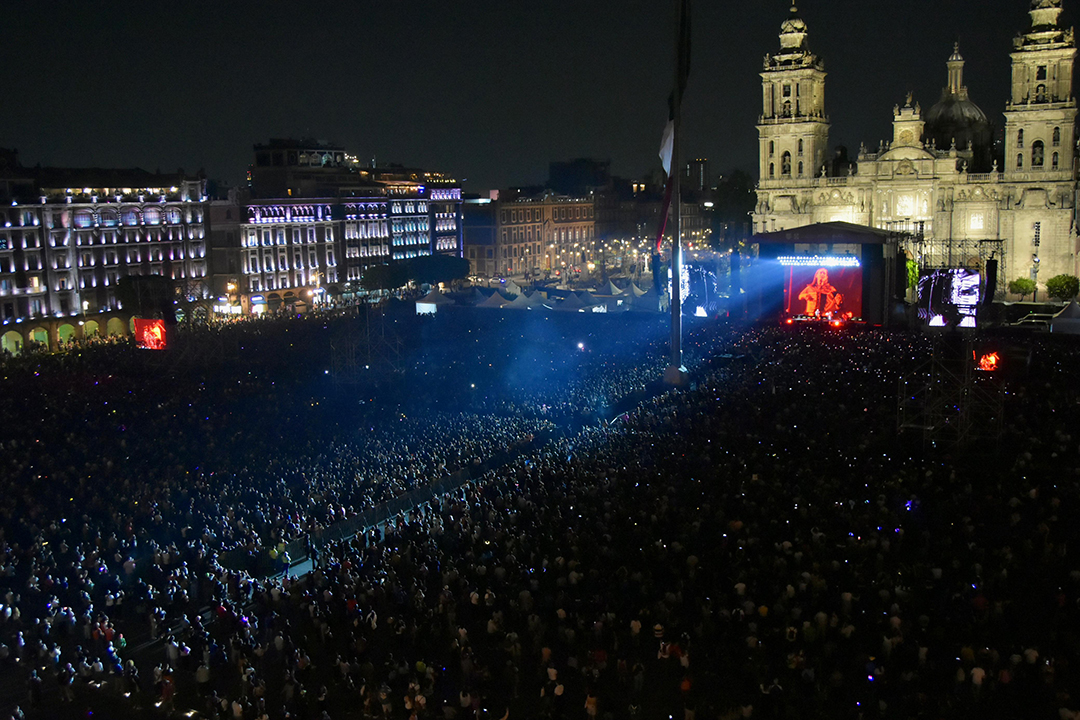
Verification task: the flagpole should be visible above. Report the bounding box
[664,0,689,387]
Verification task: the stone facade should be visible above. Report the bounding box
[753,2,1080,290]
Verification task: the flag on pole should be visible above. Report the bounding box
[659,119,675,176]
[657,0,691,175]
[656,0,692,251]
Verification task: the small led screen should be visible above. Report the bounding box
[133,318,167,350]
[917,269,980,328]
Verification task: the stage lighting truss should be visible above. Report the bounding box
[777,255,861,268]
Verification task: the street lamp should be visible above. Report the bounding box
[1032,254,1041,302]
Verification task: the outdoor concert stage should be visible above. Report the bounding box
[749,222,902,326]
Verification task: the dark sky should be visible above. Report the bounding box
[0,1,1056,193]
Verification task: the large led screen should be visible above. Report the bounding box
[784,266,862,319]
[133,318,168,350]
[684,263,722,317]
[917,268,980,328]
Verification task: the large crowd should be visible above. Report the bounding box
[2,309,1080,720]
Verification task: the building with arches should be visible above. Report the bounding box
[752,1,1079,290]
[0,155,209,333]
[0,311,133,355]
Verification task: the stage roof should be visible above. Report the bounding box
[754,221,893,245]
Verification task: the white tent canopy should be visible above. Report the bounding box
[575,290,601,306]
[547,292,588,312]
[416,289,455,314]
[476,291,511,308]
[504,291,544,310]
[627,287,667,313]
[600,280,624,296]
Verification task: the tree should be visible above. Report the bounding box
[1007,277,1036,301]
[360,263,410,293]
[405,254,470,286]
[906,258,919,291]
[1045,274,1080,302]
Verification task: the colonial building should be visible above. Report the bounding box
[462,197,498,278]
[0,152,209,350]
[208,140,463,312]
[496,193,597,277]
[753,1,1079,289]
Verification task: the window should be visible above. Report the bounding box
[798,139,804,155]
[1053,152,1059,169]
[782,100,792,117]
[769,141,774,156]
[1053,127,1061,146]
[782,84,791,97]
[1017,129,1024,148]
[798,161,804,177]
[781,151,792,176]
[1037,65,1047,81]
[1017,153,1024,168]
[1036,84,1047,102]
[769,163,775,178]
[1032,140,1045,167]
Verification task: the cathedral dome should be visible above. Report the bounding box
[922,44,994,171]
[924,94,990,135]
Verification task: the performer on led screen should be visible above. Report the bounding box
[797,267,843,316]
[145,323,165,349]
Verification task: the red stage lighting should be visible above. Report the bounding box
[976,352,999,372]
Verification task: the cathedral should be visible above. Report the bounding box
[752,0,1079,291]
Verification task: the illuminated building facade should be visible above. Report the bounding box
[497,193,596,276]
[240,201,340,305]
[753,2,1080,289]
[0,153,208,342]
[200,140,465,311]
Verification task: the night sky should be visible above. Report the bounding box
[0,1,1058,192]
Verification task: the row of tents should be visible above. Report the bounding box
[416,279,670,315]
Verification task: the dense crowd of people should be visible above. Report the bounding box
[2,309,1080,720]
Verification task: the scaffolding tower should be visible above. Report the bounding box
[897,335,1005,447]
[330,304,404,384]
[892,220,1007,300]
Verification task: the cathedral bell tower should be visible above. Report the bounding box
[1003,0,1077,178]
[757,4,830,185]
